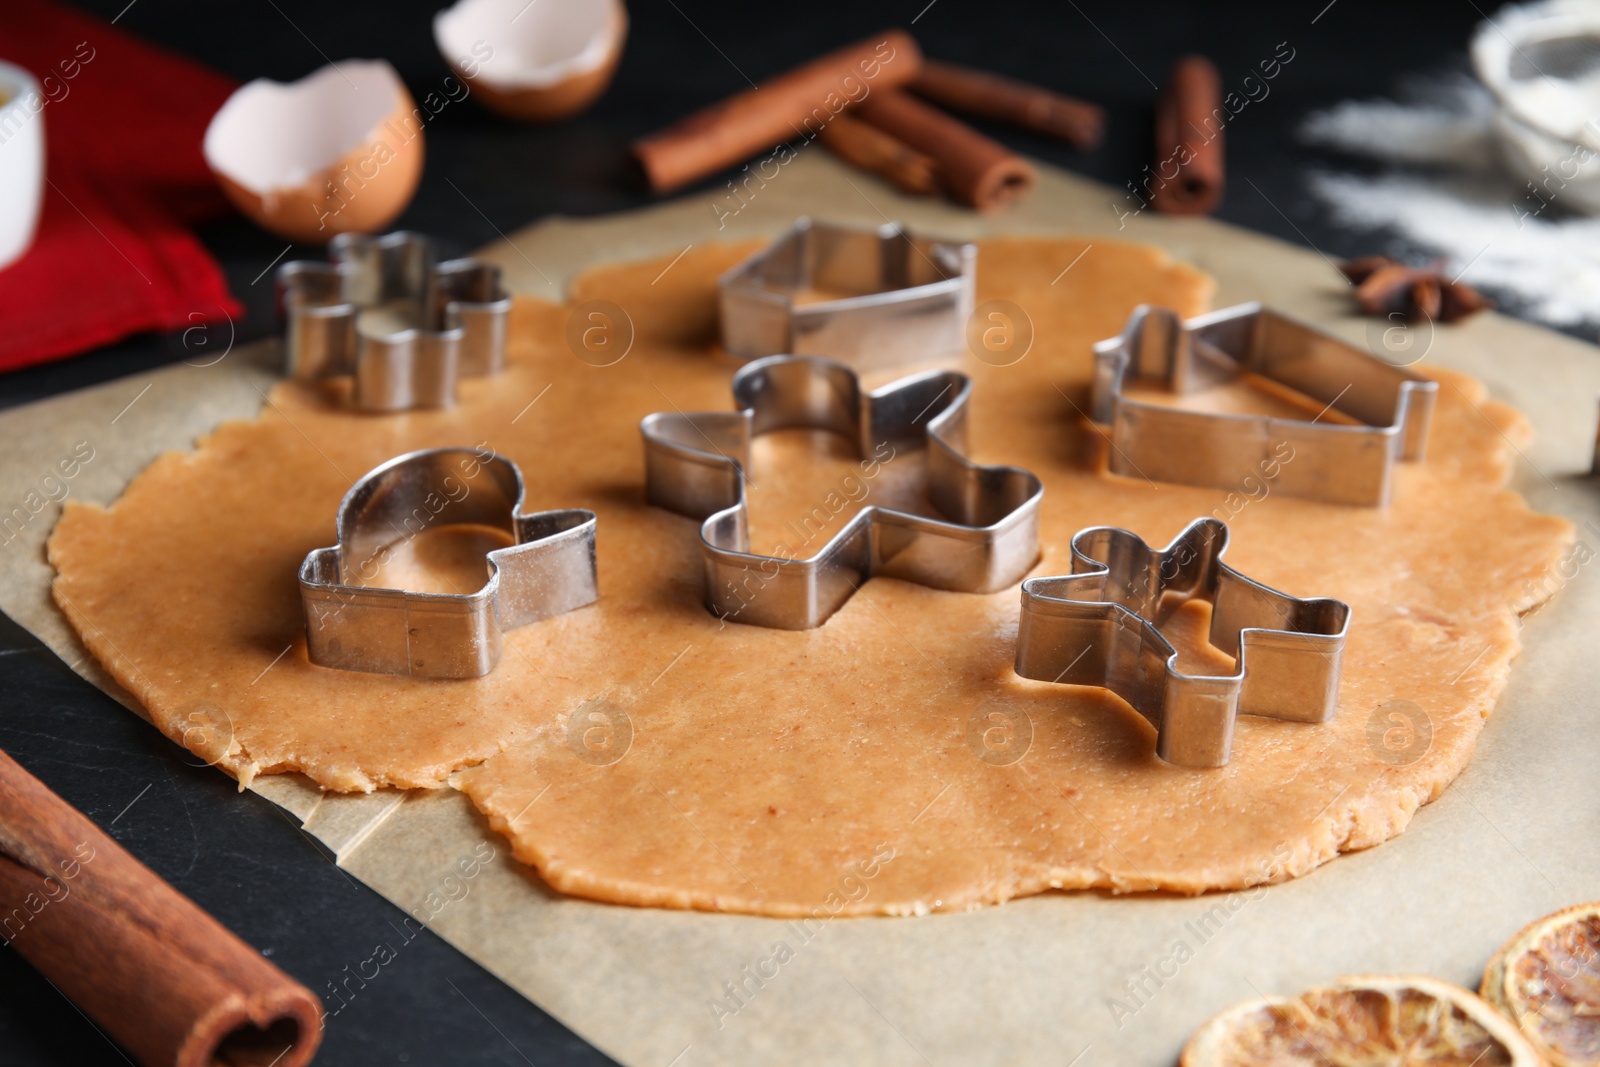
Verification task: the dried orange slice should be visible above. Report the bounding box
[1483,902,1600,1066]
[1181,975,1546,1065]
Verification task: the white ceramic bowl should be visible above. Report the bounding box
[1472,0,1600,215]
[0,61,45,270]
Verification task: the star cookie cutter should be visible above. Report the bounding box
[718,217,976,370]
[640,354,1042,629]
[1091,303,1438,506]
[277,231,512,413]
[1014,517,1350,767]
[299,447,597,678]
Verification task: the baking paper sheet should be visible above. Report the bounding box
[2,152,1598,1066]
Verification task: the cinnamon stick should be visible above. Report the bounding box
[632,30,923,193]
[854,88,1036,211]
[1151,55,1224,215]
[0,749,322,1067]
[818,111,939,195]
[909,59,1104,150]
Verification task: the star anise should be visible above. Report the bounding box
[1339,256,1493,323]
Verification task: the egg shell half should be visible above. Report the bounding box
[434,0,627,122]
[204,59,424,245]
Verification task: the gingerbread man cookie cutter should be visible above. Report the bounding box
[1091,303,1438,506]
[277,231,512,413]
[718,217,976,371]
[1014,517,1349,767]
[299,447,597,678]
[640,354,1042,629]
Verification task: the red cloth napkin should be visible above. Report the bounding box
[0,0,241,372]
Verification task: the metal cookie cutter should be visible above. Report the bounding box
[1014,517,1349,767]
[718,217,976,370]
[277,231,512,413]
[299,447,597,678]
[1091,303,1438,506]
[640,354,1042,629]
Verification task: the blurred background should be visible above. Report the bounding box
[0,0,1518,410]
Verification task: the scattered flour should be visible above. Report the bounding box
[1300,72,1600,327]
[1300,75,1500,169]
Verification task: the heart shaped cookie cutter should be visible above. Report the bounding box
[1014,517,1349,767]
[640,354,1042,629]
[299,447,597,678]
[277,231,512,413]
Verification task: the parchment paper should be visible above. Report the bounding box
[3,151,1598,1066]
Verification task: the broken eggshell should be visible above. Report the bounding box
[433,0,627,122]
[203,59,424,245]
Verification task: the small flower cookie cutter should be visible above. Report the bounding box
[277,231,512,413]
[1091,303,1438,506]
[299,447,597,678]
[1014,516,1350,767]
[718,217,976,370]
[640,354,1043,629]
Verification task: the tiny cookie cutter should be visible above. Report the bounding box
[299,447,597,678]
[1091,303,1438,506]
[718,217,976,370]
[278,231,512,413]
[640,354,1042,629]
[1014,516,1349,767]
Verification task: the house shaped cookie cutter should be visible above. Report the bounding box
[277,232,512,413]
[299,447,597,678]
[1014,517,1350,767]
[718,217,976,370]
[1091,303,1438,506]
[640,353,1042,629]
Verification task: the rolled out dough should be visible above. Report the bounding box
[47,237,1571,915]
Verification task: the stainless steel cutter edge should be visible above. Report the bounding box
[640,354,1043,629]
[299,447,597,678]
[1015,516,1350,767]
[718,217,977,370]
[1091,302,1439,506]
[278,231,512,413]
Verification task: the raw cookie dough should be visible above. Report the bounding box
[48,237,1572,915]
